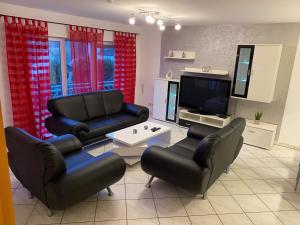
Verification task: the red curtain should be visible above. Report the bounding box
[69,26,104,94]
[4,16,51,139]
[114,32,137,103]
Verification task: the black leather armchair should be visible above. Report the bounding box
[45,90,149,145]
[5,127,126,215]
[141,118,246,198]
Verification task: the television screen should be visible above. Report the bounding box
[179,76,231,115]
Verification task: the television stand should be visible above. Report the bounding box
[179,109,231,128]
[187,109,215,115]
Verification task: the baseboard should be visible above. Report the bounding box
[275,142,300,151]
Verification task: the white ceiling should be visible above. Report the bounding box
[1,0,300,25]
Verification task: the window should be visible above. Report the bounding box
[49,40,63,97]
[49,39,115,97]
[103,42,115,90]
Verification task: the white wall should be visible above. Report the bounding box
[0,3,162,126]
[279,35,300,147]
[135,26,162,114]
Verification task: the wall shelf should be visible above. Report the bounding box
[165,50,196,60]
[180,67,229,76]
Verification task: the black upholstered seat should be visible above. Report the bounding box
[45,90,149,145]
[5,127,126,212]
[141,118,246,196]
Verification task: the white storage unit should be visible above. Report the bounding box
[231,44,282,103]
[179,109,231,128]
[243,120,277,150]
[153,78,180,122]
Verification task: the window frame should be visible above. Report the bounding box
[49,37,68,96]
[49,38,115,96]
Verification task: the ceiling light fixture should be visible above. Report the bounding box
[174,23,181,31]
[159,25,166,31]
[157,19,163,26]
[145,15,155,24]
[129,17,136,25]
[127,9,182,31]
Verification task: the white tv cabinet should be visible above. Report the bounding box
[178,109,231,128]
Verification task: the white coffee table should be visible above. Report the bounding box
[106,121,171,165]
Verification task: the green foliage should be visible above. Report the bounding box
[255,111,263,120]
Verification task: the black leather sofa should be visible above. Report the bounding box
[45,90,149,145]
[141,118,246,198]
[5,127,126,215]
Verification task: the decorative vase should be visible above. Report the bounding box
[254,120,260,125]
[165,69,173,80]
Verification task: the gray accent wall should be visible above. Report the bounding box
[160,24,300,137]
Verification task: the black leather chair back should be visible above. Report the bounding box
[193,118,246,186]
[5,127,66,199]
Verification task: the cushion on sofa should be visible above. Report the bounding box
[83,92,106,119]
[102,90,123,115]
[82,113,140,140]
[175,137,200,152]
[48,95,89,121]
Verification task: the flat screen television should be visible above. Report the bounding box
[179,75,231,116]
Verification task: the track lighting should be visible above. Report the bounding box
[145,15,155,24]
[174,23,181,31]
[129,17,136,25]
[159,25,166,31]
[127,10,182,31]
[157,19,163,26]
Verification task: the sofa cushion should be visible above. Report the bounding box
[83,92,106,119]
[102,90,123,115]
[175,137,200,152]
[82,113,140,140]
[48,95,88,121]
[168,145,195,160]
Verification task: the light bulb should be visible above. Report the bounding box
[129,17,136,25]
[174,23,181,31]
[157,19,163,26]
[159,25,166,31]
[145,15,155,24]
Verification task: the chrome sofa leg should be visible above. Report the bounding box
[107,187,113,196]
[202,192,207,200]
[145,176,154,188]
[47,209,53,217]
[225,166,231,174]
[295,166,300,191]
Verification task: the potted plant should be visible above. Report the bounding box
[254,111,263,125]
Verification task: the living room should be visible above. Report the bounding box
[1,1,300,225]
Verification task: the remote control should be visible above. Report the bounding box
[151,127,161,132]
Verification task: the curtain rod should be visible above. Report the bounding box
[0,14,140,35]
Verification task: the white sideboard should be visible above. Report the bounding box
[243,120,277,150]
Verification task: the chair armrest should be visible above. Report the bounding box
[121,103,149,119]
[47,134,82,155]
[141,146,202,178]
[45,116,89,136]
[46,152,126,209]
[187,124,219,140]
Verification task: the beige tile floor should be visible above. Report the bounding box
[10,119,300,225]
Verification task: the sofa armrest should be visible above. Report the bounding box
[121,103,149,119]
[47,134,82,155]
[187,124,219,140]
[45,116,89,137]
[141,146,202,178]
[46,152,126,209]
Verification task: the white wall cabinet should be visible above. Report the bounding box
[232,44,282,103]
[153,78,179,122]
